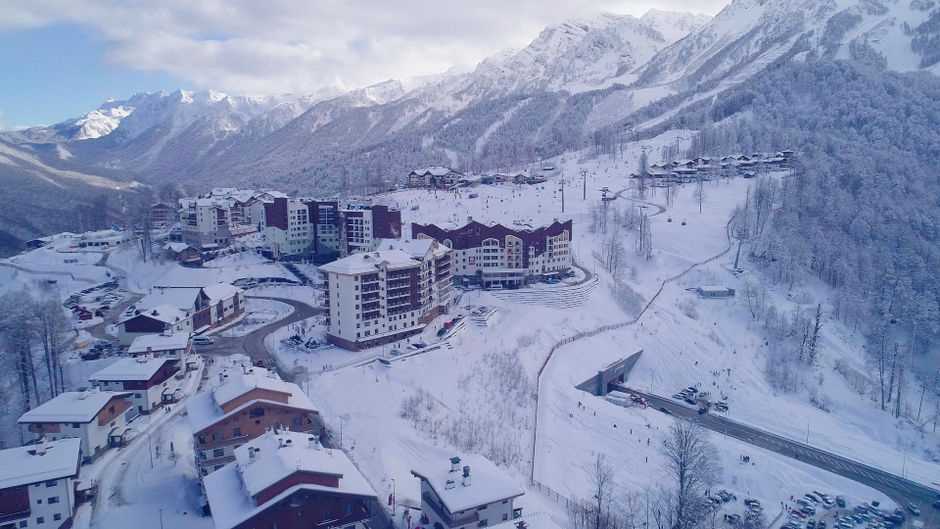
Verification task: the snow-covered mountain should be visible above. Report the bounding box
[636,0,940,90]
[5,1,940,247]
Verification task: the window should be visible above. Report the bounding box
[478,521,488,527]
[45,480,57,487]
[212,448,224,458]
[249,407,265,418]
[134,393,142,398]
[47,497,59,504]
[53,514,61,522]
[18,520,26,528]
[70,423,80,428]
[36,518,44,525]
[502,514,509,521]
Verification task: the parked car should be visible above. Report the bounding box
[192,336,214,346]
[907,504,920,516]
[836,496,846,508]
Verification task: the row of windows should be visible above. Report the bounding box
[15,512,64,527]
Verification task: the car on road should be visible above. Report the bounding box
[659,407,672,415]
[907,503,920,516]
[192,336,215,346]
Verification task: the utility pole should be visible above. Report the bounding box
[560,177,565,213]
[581,169,587,200]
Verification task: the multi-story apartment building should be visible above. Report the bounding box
[319,244,452,351]
[204,430,381,529]
[411,218,573,288]
[179,188,278,250]
[18,390,136,461]
[411,455,525,529]
[375,238,453,316]
[186,366,318,478]
[260,198,401,260]
[0,438,82,529]
[89,357,182,414]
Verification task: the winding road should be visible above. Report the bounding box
[197,295,325,379]
[617,386,940,527]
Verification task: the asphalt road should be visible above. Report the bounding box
[614,384,940,526]
[196,295,324,381]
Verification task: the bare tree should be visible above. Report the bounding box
[34,296,69,397]
[660,421,720,529]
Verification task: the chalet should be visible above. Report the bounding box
[408,167,463,189]
[118,283,245,344]
[117,304,192,346]
[74,229,129,249]
[0,438,82,529]
[127,333,192,362]
[18,390,136,461]
[204,430,381,529]
[412,455,525,529]
[163,242,202,266]
[186,366,318,477]
[89,357,182,414]
[491,513,564,529]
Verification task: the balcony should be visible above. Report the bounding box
[0,509,30,524]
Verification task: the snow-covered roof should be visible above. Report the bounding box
[138,287,200,312]
[0,438,81,489]
[127,333,190,354]
[411,454,524,513]
[374,238,448,259]
[412,166,458,177]
[120,304,189,325]
[202,283,241,302]
[164,242,192,253]
[204,431,376,529]
[18,390,131,424]
[186,367,317,433]
[319,249,419,275]
[89,357,175,382]
[490,513,563,529]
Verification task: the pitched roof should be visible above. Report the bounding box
[119,304,189,326]
[411,454,524,513]
[0,438,81,489]
[202,283,241,302]
[204,431,376,529]
[138,287,201,313]
[374,238,448,259]
[18,390,131,424]
[127,333,190,354]
[89,357,176,382]
[319,249,419,275]
[186,367,317,433]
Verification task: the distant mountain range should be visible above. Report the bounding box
[1,0,938,250]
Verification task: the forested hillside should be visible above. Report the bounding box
[668,60,940,388]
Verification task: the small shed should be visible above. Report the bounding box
[696,286,736,299]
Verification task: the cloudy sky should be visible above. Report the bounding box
[0,0,726,127]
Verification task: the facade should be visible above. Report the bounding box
[186,367,319,478]
[407,167,463,188]
[411,455,525,529]
[260,199,402,260]
[204,430,380,529]
[73,229,129,249]
[411,218,573,288]
[0,438,82,529]
[320,245,453,351]
[18,390,136,461]
[89,357,182,413]
[150,202,178,228]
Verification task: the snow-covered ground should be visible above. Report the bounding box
[294,134,939,527]
[218,298,293,337]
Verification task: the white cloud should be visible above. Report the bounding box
[0,0,728,96]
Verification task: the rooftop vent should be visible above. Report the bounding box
[444,479,456,490]
[462,465,471,487]
[449,456,461,472]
